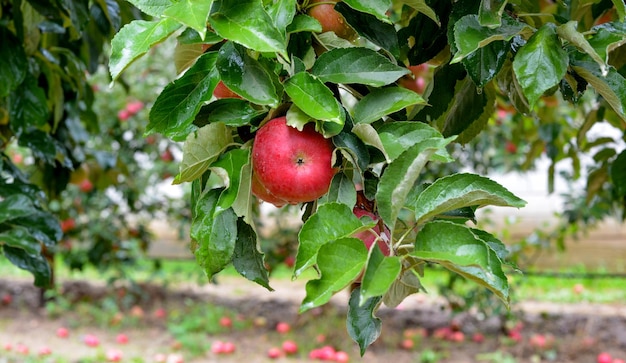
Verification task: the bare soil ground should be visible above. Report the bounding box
[1,276,625,362]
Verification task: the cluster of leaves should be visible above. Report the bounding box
[109,0,625,353]
[0,0,187,288]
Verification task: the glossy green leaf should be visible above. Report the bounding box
[0,28,27,98]
[148,52,219,140]
[347,287,382,356]
[478,0,506,27]
[462,40,508,88]
[175,122,233,184]
[209,0,287,57]
[286,14,323,33]
[360,247,401,303]
[354,88,425,125]
[190,189,238,279]
[300,237,367,313]
[343,0,391,23]
[412,220,509,304]
[610,150,626,197]
[284,72,343,124]
[2,246,51,287]
[163,0,212,39]
[376,138,454,228]
[513,24,568,108]
[588,22,626,64]
[319,172,357,207]
[267,0,296,31]
[124,0,172,17]
[0,194,37,224]
[613,0,626,21]
[377,121,450,162]
[335,2,400,57]
[413,173,526,224]
[351,123,389,161]
[216,42,281,107]
[0,227,41,256]
[557,21,606,73]
[109,18,181,81]
[13,211,62,248]
[333,130,370,172]
[399,0,439,25]
[452,14,529,63]
[295,203,371,277]
[9,76,49,133]
[311,48,409,87]
[571,51,626,121]
[196,99,266,128]
[232,219,272,290]
[210,148,250,211]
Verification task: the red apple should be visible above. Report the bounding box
[267,347,283,359]
[251,171,287,207]
[213,81,241,99]
[334,351,350,363]
[352,207,391,255]
[15,344,28,355]
[211,341,225,354]
[252,117,336,204]
[276,321,291,334]
[400,338,414,350]
[115,333,129,344]
[38,346,52,356]
[160,149,174,162]
[79,178,94,193]
[60,218,76,233]
[117,109,131,121]
[221,341,236,354]
[282,340,298,355]
[613,359,626,363]
[154,307,167,319]
[56,327,70,338]
[598,353,613,363]
[125,101,144,114]
[219,316,233,328]
[472,332,485,343]
[1,293,12,306]
[84,334,99,347]
[306,0,356,40]
[106,349,123,362]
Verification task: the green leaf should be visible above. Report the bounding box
[462,40,508,88]
[376,138,454,228]
[9,75,49,133]
[451,14,530,63]
[124,0,172,17]
[332,3,401,57]
[232,219,272,290]
[513,23,569,108]
[209,0,287,57]
[382,270,423,308]
[360,247,401,303]
[13,211,62,248]
[319,172,357,207]
[354,88,425,125]
[347,287,382,356]
[377,121,450,162]
[109,18,181,81]
[333,130,370,172]
[398,0,439,25]
[295,203,370,277]
[351,123,389,161]
[2,245,51,287]
[343,0,391,23]
[210,148,250,211]
[557,21,606,73]
[588,22,626,64]
[148,52,219,140]
[190,189,238,279]
[571,51,626,121]
[195,99,267,128]
[0,194,37,224]
[413,173,526,224]
[311,48,409,87]
[613,0,626,21]
[0,227,41,256]
[284,72,343,124]
[439,81,497,144]
[175,122,233,184]
[0,28,27,98]
[163,0,212,39]
[478,0,506,27]
[216,42,281,107]
[412,220,509,304]
[300,237,368,313]
[267,0,296,31]
[610,149,626,197]
[286,14,323,33]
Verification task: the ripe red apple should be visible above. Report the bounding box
[276,321,291,334]
[79,178,94,193]
[115,333,129,344]
[307,0,356,40]
[613,359,626,363]
[1,293,12,306]
[221,341,236,354]
[251,171,287,207]
[38,346,52,356]
[472,332,485,343]
[400,338,414,350]
[117,109,131,121]
[219,316,233,328]
[252,117,336,204]
[334,351,350,363]
[352,207,391,255]
[598,353,613,363]
[282,340,298,355]
[160,149,174,162]
[213,81,241,99]
[106,349,123,362]
[84,334,99,347]
[56,327,70,338]
[60,218,76,233]
[125,100,144,114]
[267,347,283,359]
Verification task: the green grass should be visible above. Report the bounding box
[1,256,625,304]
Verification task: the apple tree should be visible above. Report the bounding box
[109,0,626,352]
